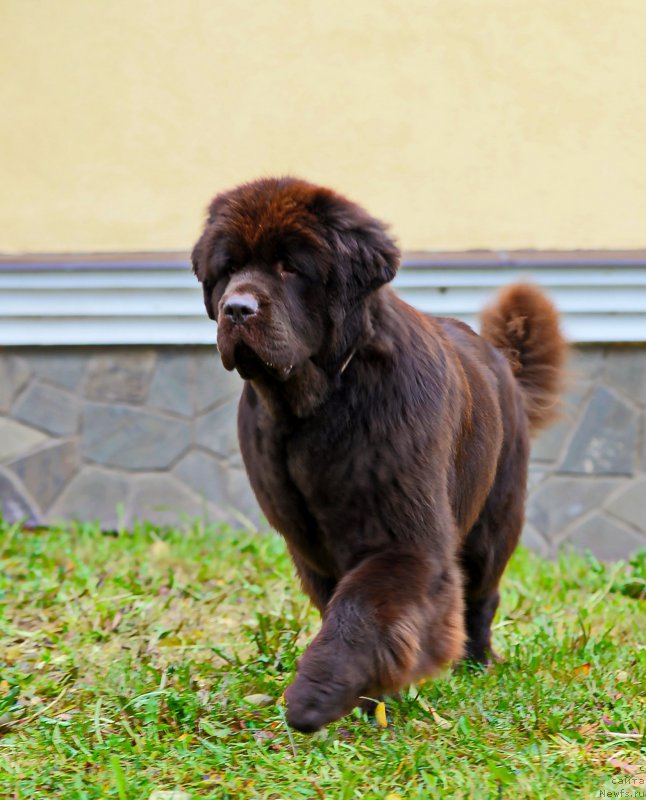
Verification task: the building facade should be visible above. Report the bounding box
[1,2,644,556]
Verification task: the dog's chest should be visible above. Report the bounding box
[238,382,433,572]
[285,429,337,493]
[237,396,338,571]
[244,421,369,569]
[282,432,378,569]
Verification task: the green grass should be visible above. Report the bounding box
[0,518,644,800]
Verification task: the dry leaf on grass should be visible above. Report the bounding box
[359,696,388,727]
[374,701,388,728]
[429,707,452,729]
[416,694,452,728]
[149,540,171,559]
[242,693,274,707]
[148,791,191,800]
[607,755,645,777]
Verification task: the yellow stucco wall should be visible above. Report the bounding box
[1,0,645,253]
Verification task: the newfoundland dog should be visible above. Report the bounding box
[191,177,565,732]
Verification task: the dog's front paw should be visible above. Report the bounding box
[284,675,359,733]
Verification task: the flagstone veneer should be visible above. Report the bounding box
[0,344,644,559]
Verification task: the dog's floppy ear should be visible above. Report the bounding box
[191,216,223,320]
[190,235,204,281]
[191,190,233,278]
[191,228,217,321]
[191,191,237,321]
[309,188,400,294]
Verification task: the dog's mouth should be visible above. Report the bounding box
[223,339,295,382]
[261,358,295,381]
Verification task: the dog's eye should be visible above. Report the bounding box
[219,261,239,278]
[278,261,297,278]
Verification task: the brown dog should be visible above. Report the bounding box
[191,177,565,732]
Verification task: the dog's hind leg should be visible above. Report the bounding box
[460,437,528,666]
[463,588,501,664]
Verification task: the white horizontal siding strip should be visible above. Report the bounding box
[462,315,646,342]
[4,286,645,317]
[0,270,196,290]
[447,315,646,342]
[0,290,202,316]
[3,266,646,290]
[393,268,646,288]
[0,318,217,346]
[561,315,646,342]
[0,262,644,344]
[398,287,646,315]
[2,313,644,345]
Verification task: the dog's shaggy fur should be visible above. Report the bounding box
[192,177,566,732]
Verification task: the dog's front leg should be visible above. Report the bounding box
[284,549,465,732]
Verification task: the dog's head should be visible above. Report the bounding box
[191,177,400,382]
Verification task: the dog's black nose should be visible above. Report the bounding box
[222,293,259,324]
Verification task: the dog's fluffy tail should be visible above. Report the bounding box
[480,283,567,435]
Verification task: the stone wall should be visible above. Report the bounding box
[1,345,645,559]
[525,347,646,559]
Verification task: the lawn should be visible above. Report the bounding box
[0,518,643,800]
